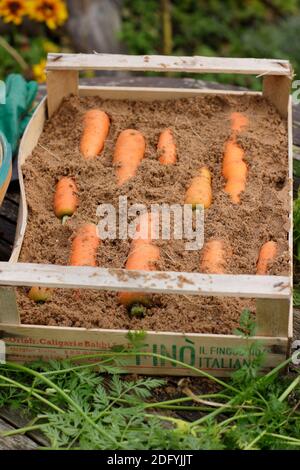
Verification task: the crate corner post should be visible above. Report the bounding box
[46,54,79,117]
[262,73,292,119]
[0,286,20,324]
[256,298,290,340]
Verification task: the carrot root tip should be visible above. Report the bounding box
[61,215,70,225]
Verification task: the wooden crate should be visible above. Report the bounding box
[0,53,294,376]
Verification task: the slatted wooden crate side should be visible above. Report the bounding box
[46,53,293,117]
[0,323,289,377]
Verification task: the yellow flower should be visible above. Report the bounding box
[27,0,68,29]
[0,0,27,25]
[42,39,60,53]
[33,59,46,83]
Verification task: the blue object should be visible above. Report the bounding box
[0,131,12,205]
[0,74,38,155]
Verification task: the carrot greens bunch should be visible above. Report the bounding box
[0,313,299,450]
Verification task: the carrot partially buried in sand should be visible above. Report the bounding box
[200,239,227,274]
[185,166,212,209]
[28,286,52,303]
[118,213,160,316]
[80,109,110,159]
[157,128,177,165]
[256,241,277,275]
[113,129,145,186]
[70,223,100,267]
[28,224,100,303]
[230,112,249,133]
[54,176,78,224]
[222,138,247,204]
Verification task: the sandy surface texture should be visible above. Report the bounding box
[17,93,289,333]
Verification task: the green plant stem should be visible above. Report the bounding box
[67,351,240,393]
[279,374,300,402]
[42,358,120,376]
[0,36,28,71]
[217,412,264,429]
[258,357,292,385]
[161,0,173,55]
[190,398,237,428]
[95,380,155,422]
[144,413,185,427]
[3,362,120,448]
[0,374,64,414]
[245,429,267,450]
[144,392,230,408]
[2,423,47,438]
[266,433,300,444]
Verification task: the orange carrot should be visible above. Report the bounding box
[70,223,100,267]
[28,286,52,302]
[256,241,277,275]
[157,128,177,165]
[113,129,145,186]
[54,176,78,222]
[185,166,212,209]
[231,112,248,133]
[29,224,99,302]
[200,239,227,274]
[118,213,160,314]
[222,138,247,204]
[80,109,110,159]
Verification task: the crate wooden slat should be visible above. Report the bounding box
[0,53,293,376]
[0,262,291,299]
[0,323,289,378]
[46,53,292,76]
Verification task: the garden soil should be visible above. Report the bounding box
[17,93,290,333]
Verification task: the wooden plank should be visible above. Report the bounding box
[0,197,19,222]
[0,217,16,244]
[0,287,19,324]
[0,323,288,377]
[79,75,241,90]
[0,167,12,207]
[294,308,300,339]
[5,190,20,205]
[256,97,293,339]
[18,98,46,168]
[79,85,259,100]
[0,262,290,299]
[263,75,291,118]
[293,129,300,147]
[0,239,12,262]
[287,96,294,340]
[46,53,292,77]
[256,299,290,337]
[293,104,300,123]
[11,98,46,263]
[0,418,38,450]
[0,407,48,446]
[288,97,294,340]
[46,70,78,117]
